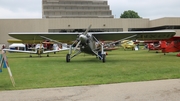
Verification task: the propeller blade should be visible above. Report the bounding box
[73,41,81,52]
[38,43,43,55]
[83,25,92,35]
[72,25,91,52]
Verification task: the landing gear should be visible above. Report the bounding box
[66,45,82,63]
[47,54,49,57]
[66,54,70,62]
[30,55,32,57]
[102,54,106,63]
[101,43,105,63]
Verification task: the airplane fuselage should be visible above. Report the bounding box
[79,33,98,55]
[36,48,44,55]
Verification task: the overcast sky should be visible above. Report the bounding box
[0,0,180,20]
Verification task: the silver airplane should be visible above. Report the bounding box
[8,25,176,62]
[3,43,69,57]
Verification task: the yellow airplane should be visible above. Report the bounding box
[121,40,136,50]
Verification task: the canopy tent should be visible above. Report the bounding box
[9,43,25,50]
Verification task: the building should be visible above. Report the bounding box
[0,0,180,46]
[42,0,113,18]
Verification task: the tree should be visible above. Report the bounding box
[120,10,141,18]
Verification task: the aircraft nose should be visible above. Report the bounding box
[79,34,85,39]
[79,35,87,43]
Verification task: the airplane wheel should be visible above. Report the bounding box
[66,54,70,62]
[30,55,32,57]
[47,54,49,57]
[102,54,106,63]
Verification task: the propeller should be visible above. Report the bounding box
[73,25,92,52]
[83,25,91,35]
[38,42,43,56]
[73,40,81,52]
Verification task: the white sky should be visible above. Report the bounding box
[0,0,180,20]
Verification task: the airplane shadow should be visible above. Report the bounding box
[6,55,64,59]
[68,57,120,63]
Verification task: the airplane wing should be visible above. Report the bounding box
[43,48,69,53]
[91,30,176,41]
[9,32,79,42]
[9,30,175,42]
[3,49,37,54]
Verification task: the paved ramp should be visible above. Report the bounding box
[0,79,180,101]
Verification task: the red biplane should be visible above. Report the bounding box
[161,36,180,56]
[143,36,180,56]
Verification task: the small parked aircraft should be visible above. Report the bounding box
[142,36,180,56]
[121,40,136,50]
[160,36,180,55]
[144,40,161,52]
[3,43,69,57]
[8,25,176,62]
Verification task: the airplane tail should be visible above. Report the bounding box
[53,43,69,50]
[160,41,167,49]
[53,44,59,50]
[161,41,179,53]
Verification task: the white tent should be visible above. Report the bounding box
[9,43,25,50]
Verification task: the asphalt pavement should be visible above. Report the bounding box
[0,79,180,101]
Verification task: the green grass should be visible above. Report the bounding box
[0,48,180,90]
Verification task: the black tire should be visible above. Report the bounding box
[102,54,106,63]
[66,54,70,62]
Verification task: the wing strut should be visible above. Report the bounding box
[94,34,137,51]
[107,34,137,46]
[40,36,63,44]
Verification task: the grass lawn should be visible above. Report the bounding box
[0,48,180,90]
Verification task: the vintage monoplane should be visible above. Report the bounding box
[8,25,176,62]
